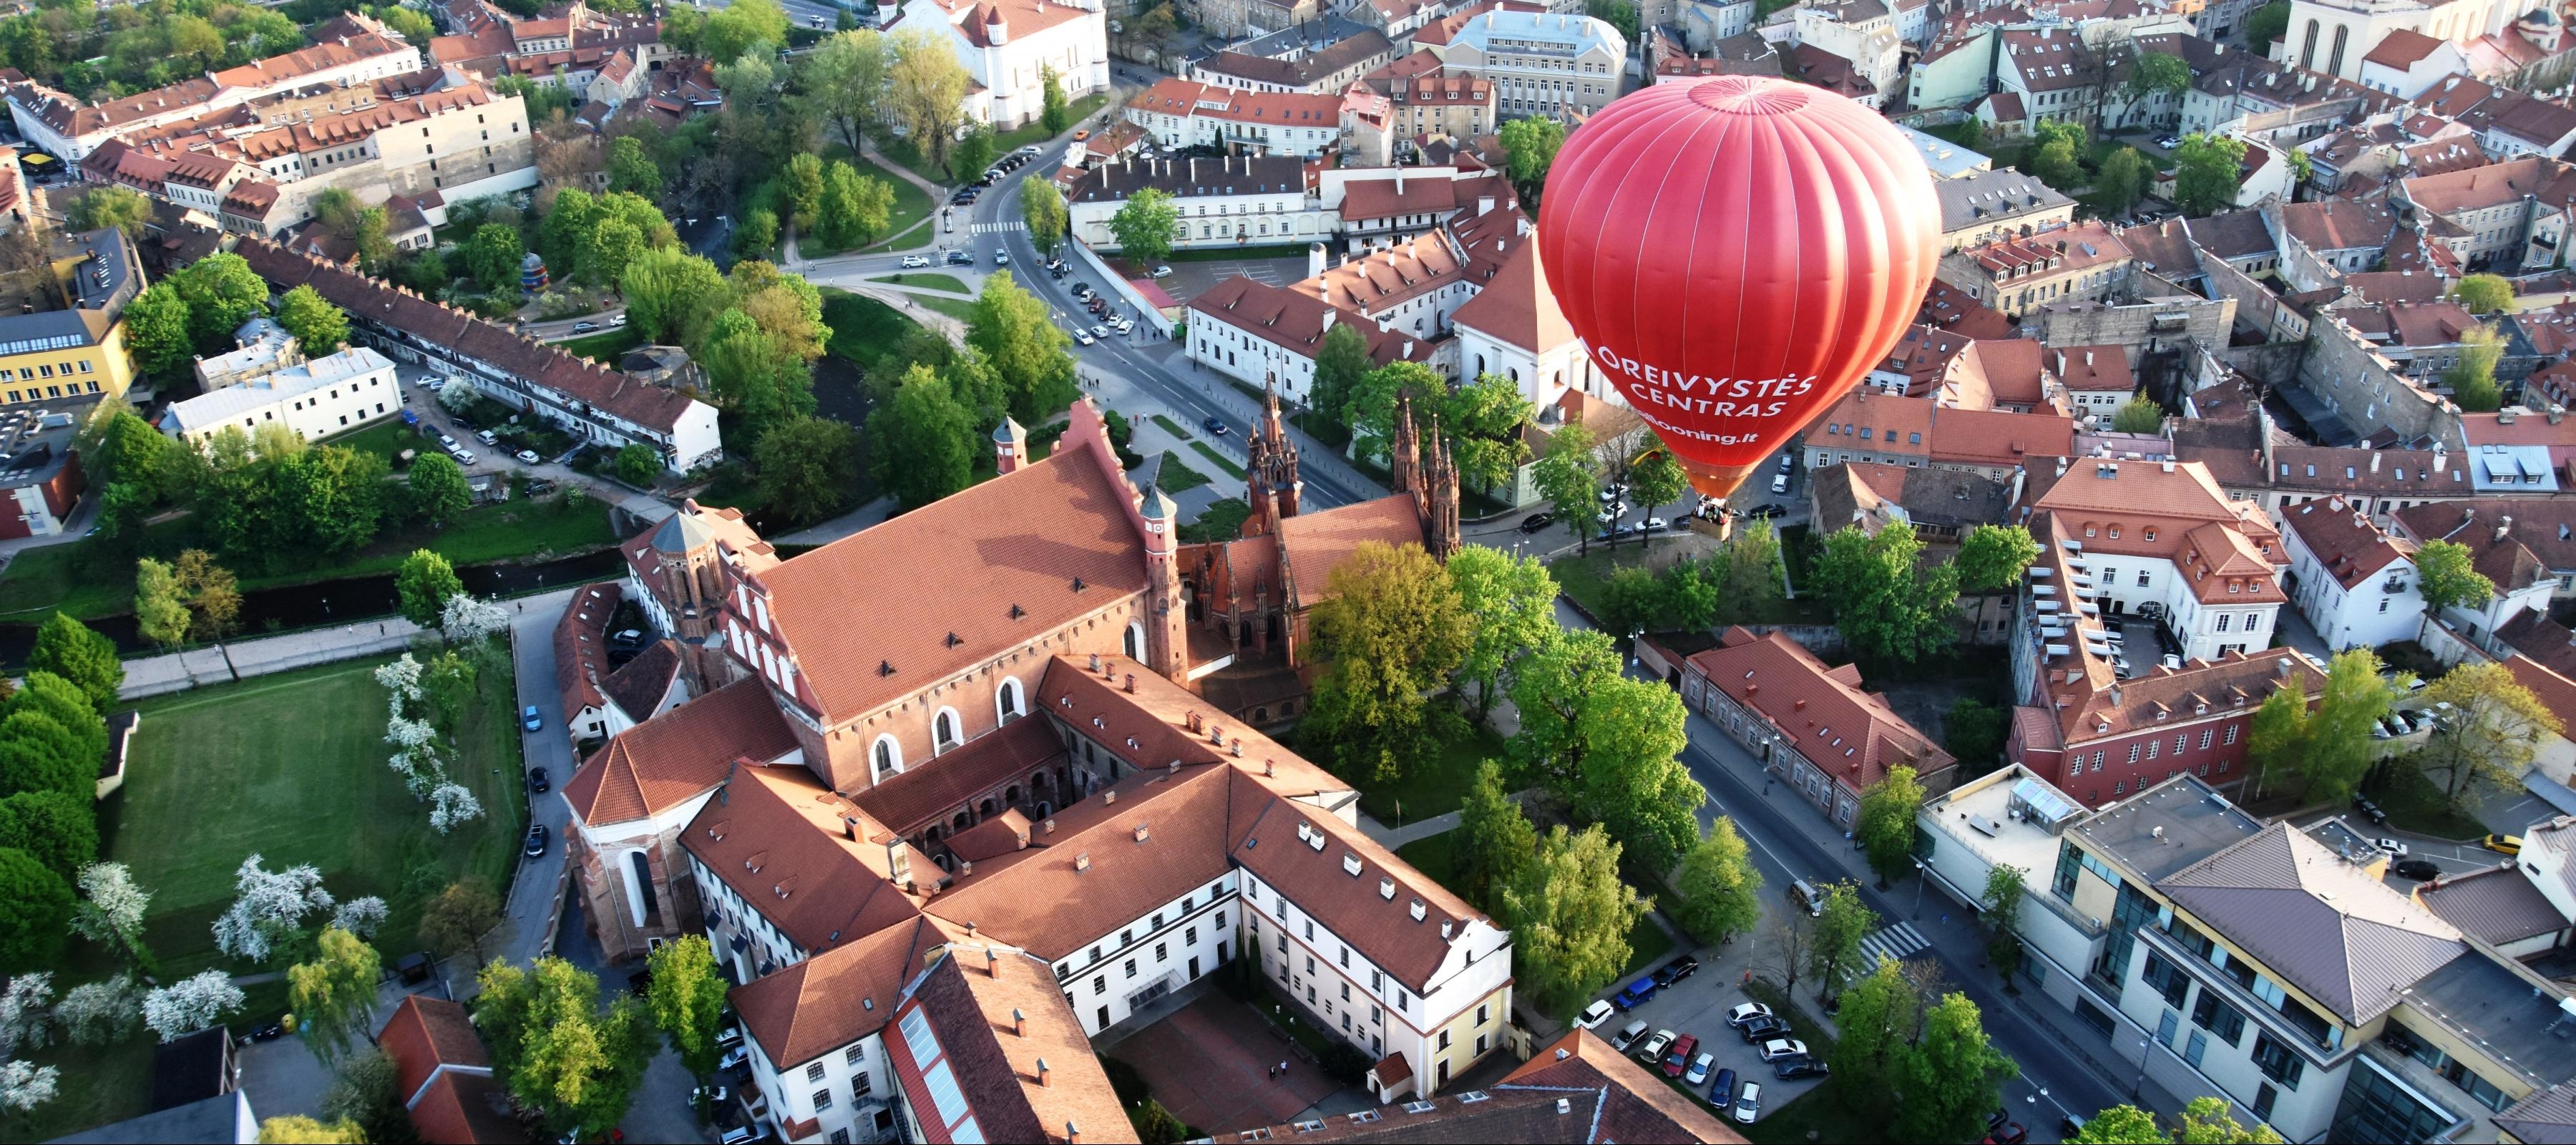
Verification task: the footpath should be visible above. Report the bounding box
[119,618,426,699]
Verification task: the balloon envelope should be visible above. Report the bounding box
[1537,75,1941,497]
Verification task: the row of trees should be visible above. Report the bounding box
[0,615,127,978]
[1590,521,1789,639]
[88,404,412,572]
[2246,646,2560,810]
[1807,520,2041,666]
[863,271,1082,509]
[0,0,316,102]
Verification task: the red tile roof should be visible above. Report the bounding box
[378,995,487,1103]
[850,713,1065,838]
[730,915,950,1071]
[1501,1029,1745,1143]
[894,947,1133,1144]
[2283,496,2416,589]
[555,582,623,719]
[1274,496,1430,610]
[681,765,931,955]
[2053,345,2132,392]
[562,677,799,827]
[406,1071,520,1144]
[1929,406,2077,467]
[1687,628,1956,796]
[1448,239,1576,354]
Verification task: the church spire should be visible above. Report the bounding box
[1390,392,1420,497]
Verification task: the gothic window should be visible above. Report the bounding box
[2300,20,2319,69]
[935,708,960,754]
[1125,622,1145,661]
[2327,25,2349,77]
[997,677,1024,723]
[872,734,902,781]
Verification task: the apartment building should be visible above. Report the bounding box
[157,346,401,447]
[1351,52,1498,153]
[1681,627,1959,829]
[2021,457,2290,664]
[1191,29,1400,93]
[2278,495,2425,651]
[1939,223,2136,319]
[1121,79,1346,157]
[2393,156,2576,271]
[1936,168,2079,253]
[1065,154,1323,251]
[1184,277,1438,403]
[1433,11,1627,122]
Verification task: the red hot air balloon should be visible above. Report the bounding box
[1537,74,1941,499]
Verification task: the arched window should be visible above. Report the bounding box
[934,708,961,754]
[1124,622,1145,661]
[2300,19,2319,69]
[996,677,1024,724]
[872,734,903,781]
[2326,24,2348,77]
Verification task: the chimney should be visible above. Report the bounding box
[2497,516,2513,541]
[844,815,860,840]
[1015,1008,1028,1038]
[1038,1056,1051,1086]
[1124,673,1136,693]
[1103,790,1117,805]
[985,947,1000,976]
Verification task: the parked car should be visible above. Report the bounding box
[2392,858,2441,880]
[1653,955,1699,987]
[523,824,550,857]
[1614,977,1658,1010]
[1775,1057,1830,1081]
[1779,453,1795,472]
[1073,329,1094,345]
[1725,1002,1774,1028]
[2376,837,2409,858]
[691,1083,731,1108]
[1684,1052,1714,1086]
[1770,473,1790,494]
[1709,1067,1737,1106]
[1662,1034,1698,1077]
[477,429,499,447]
[2155,135,2182,148]
[571,321,598,333]
[1201,416,1231,437]
[901,255,931,269]
[1635,1029,1675,1064]
[1610,1020,1649,1052]
[525,766,550,794]
[1982,1121,2027,1145]
[1575,1000,1615,1030]
[1091,323,1111,338]
[1748,503,1787,519]
[2487,834,2524,856]
[1518,512,1554,534]
[515,449,540,464]
[609,313,627,327]
[2353,795,2388,824]
[1732,1082,1761,1124]
[717,1124,761,1145]
[522,706,544,732]
[1757,1038,1808,1062]
[1737,1015,1788,1043]
[1152,265,1173,278]
[451,448,477,467]
[438,433,459,449]
[718,1046,751,1074]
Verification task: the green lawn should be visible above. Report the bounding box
[804,152,938,256]
[821,288,930,366]
[1623,915,1677,978]
[1154,452,1211,492]
[0,494,622,623]
[1548,546,1825,632]
[19,657,526,1140]
[867,272,972,294]
[318,420,415,466]
[557,326,642,363]
[1179,497,1252,544]
[1354,724,1508,823]
[1149,413,1193,440]
[993,94,1108,154]
[1396,832,1462,893]
[917,296,979,324]
[1190,441,1246,480]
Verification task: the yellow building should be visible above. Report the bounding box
[0,309,135,406]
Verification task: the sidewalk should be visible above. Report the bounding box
[119,618,426,699]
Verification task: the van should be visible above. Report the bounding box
[1791,880,1825,917]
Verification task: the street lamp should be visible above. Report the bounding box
[1911,858,1928,920]
[2132,1037,2152,1101]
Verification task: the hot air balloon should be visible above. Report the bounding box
[1537,74,1941,499]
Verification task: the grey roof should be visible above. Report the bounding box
[2186,212,2279,263]
[2404,948,2576,1094]
[48,1091,248,1144]
[2499,1084,2576,1145]
[651,510,715,554]
[2072,774,2265,882]
[2418,864,2571,945]
[1935,168,2073,234]
[1065,155,1309,205]
[2157,824,2467,1024]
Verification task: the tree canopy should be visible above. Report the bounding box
[1493,824,1647,1018]
[1306,542,1471,784]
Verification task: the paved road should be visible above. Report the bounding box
[498,586,584,969]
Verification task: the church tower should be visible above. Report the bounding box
[1390,393,1421,497]
[1423,420,1460,561]
[1259,378,1301,519]
[1138,488,1192,683]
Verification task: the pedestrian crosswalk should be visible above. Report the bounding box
[971,221,1028,234]
[1857,922,1931,968]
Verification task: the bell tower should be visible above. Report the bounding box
[1138,488,1191,683]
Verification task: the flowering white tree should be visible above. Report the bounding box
[56,977,142,1046]
[329,897,389,938]
[0,975,51,1054]
[142,971,243,1043]
[440,594,510,645]
[69,863,152,958]
[210,855,334,964]
[428,784,484,834]
[374,654,425,709]
[0,1059,57,1115]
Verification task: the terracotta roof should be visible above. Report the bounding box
[681,764,930,955]
[554,582,623,718]
[2281,199,2397,253]
[600,640,681,725]
[1963,221,2130,278]
[2497,608,2576,683]
[1228,775,1484,992]
[2417,864,2569,945]
[1124,79,1343,129]
[2401,156,2576,217]
[2059,646,2320,748]
[1880,325,1972,393]
[1810,462,2014,536]
[752,414,1152,726]
[1309,228,1468,313]
[1184,278,1435,367]
[2052,346,2132,393]
[378,995,487,1103]
[851,713,1066,838]
[1042,653,1345,793]
[730,915,948,1071]
[619,500,779,600]
[1197,31,1395,89]
[1337,173,1460,222]
[1449,240,1575,354]
[2363,28,2444,69]
[2184,212,2276,262]
[406,1071,520,1144]
[892,947,1132,1145]
[1498,1029,1747,1143]
[562,677,799,826]
[2340,271,2448,306]
[2283,497,2416,589]
[1939,339,2050,409]
[1928,406,2077,467]
[1274,496,1430,610]
[1917,278,2017,338]
[1686,628,1955,796]
[2392,501,2567,594]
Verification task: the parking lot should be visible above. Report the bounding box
[1568,902,1834,1129]
[1150,253,1312,306]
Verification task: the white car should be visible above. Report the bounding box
[994,250,1009,265]
[1112,320,1133,334]
[1684,1053,1714,1086]
[1610,1020,1649,1052]
[1725,1003,1774,1028]
[2378,837,2409,858]
[900,255,931,269]
[438,434,458,449]
[515,449,540,464]
[1757,1038,1808,1063]
[1733,1082,1761,1124]
[1636,1030,1675,1063]
[609,313,628,327]
[1073,329,1095,346]
[1091,324,1111,338]
[1151,265,1174,278]
[1575,1000,1615,1030]
[1771,473,1791,494]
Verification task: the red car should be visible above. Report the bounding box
[1662,1034,1699,1078]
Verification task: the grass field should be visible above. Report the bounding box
[0,494,622,622]
[1153,453,1210,492]
[1190,441,1246,479]
[1179,497,1252,544]
[1149,413,1193,440]
[1352,725,1507,823]
[803,152,939,256]
[19,656,526,1140]
[917,296,978,324]
[867,272,972,294]
[557,326,643,363]
[822,288,930,367]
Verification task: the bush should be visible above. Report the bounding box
[1098,1054,1148,1107]
[1318,1041,1372,1085]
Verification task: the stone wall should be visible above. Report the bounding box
[2027,279,2235,354]
[2297,310,2462,447]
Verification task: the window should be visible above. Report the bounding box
[2224,725,2238,745]
[807,1063,826,1083]
[2147,741,2160,760]
[2216,613,2232,632]
[1438,1030,1451,1050]
[2128,744,2142,764]
[1154,942,1167,963]
[814,1089,834,1111]
[2138,571,2151,588]
[1477,1003,1491,1025]
[2192,992,2246,1047]
[1124,959,1138,979]
[2252,1033,2306,1088]
[2199,730,2212,750]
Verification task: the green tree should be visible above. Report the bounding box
[733,208,780,261]
[1498,116,1566,210]
[1531,421,1601,555]
[1108,187,1179,263]
[2069,1105,2166,1144]
[965,271,1078,427]
[1571,676,1702,873]
[1954,523,2041,593]
[2420,661,2563,803]
[1626,449,1689,535]
[1306,541,1472,783]
[1829,955,1923,1093]
[2453,273,2513,315]
[288,927,381,1066]
[781,152,826,233]
[1309,322,1371,433]
[0,849,70,973]
[647,935,728,1079]
[352,208,396,276]
[123,286,196,381]
[620,248,733,348]
[418,879,502,964]
[28,614,120,716]
[2125,52,2191,102]
[1897,993,2021,1144]
[1599,565,1664,642]
[1493,824,1648,1017]
[1807,882,1875,1001]
[1454,761,1536,905]
[2111,392,2167,434]
[0,710,93,806]
[394,550,464,629]
[2414,537,2495,615]
[1664,558,1719,632]
[170,253,273,351]
[1813,523,1960,664]
[319,1048,419,1145]
[866,364,976,509]
[1943,697,2009,767]
[700,0,788,63]
[1714,519,1787,618]
[1447,545,1560,723]
[258,1116,366,1144]
[462,223,527,293]
[1855,765,1926,886]
[1506,627,1622,792]
[950,123,995,185]
[2245,683,2309,802]
[406,454,472,530]
[1040,62,1070,135]
[887,26,972,168]
[2445,325,2505,413]
[2305,648,2396,807]
[1342,361,1446,464]
[134,557,192,651]
[274,284,349,351]
[473,958,658,1137]
[282,447,391,555]
[799,29,891,155]
[2094,147,2152,215]
[614,443,661,487]
[2172,132,2248,218]
[583,218,645,289]
[1670,817,1763,945]
[2244,1,2292,50]
[2029,135,2084,192]
[605,135,663,200]
[0,791,97,882]
[1981,862,2029,979]
[2176,1096,2285,1143]
[1585,0,1638,42]
[67,186,152,237]
[754,416,860,524]
[1021,178,1069,257]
